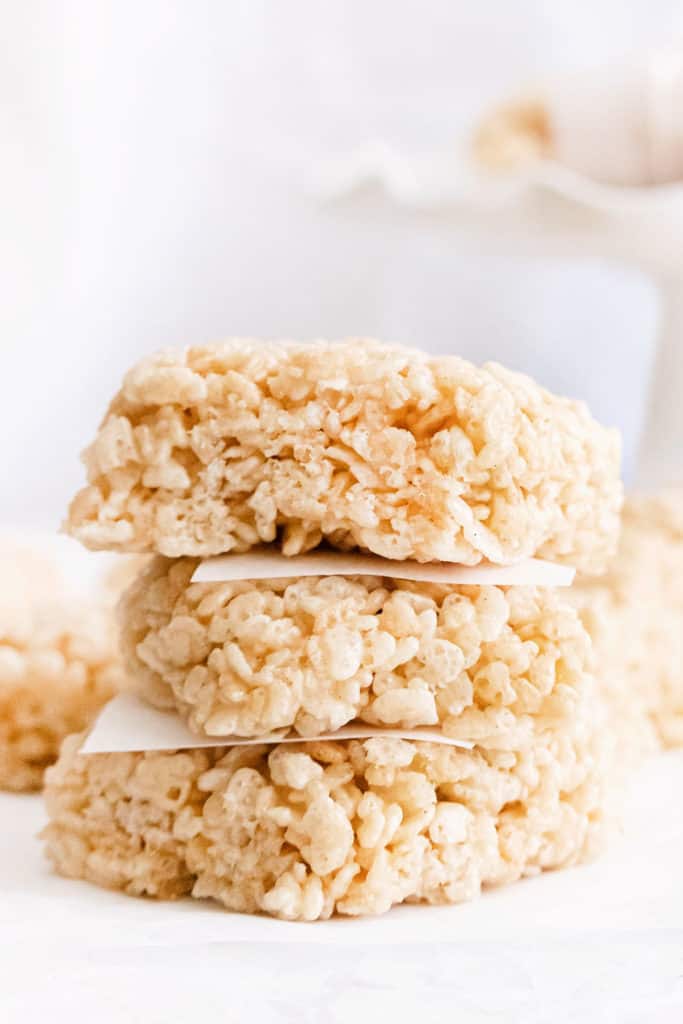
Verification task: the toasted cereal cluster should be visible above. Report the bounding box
[572,490,683,754]
[119,557,592,746]
[43,723,607,920]
[0,542,127,791]
[65,341,621,573]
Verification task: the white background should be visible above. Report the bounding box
[2,1,683,526]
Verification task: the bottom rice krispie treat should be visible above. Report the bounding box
[0,541,128,791]
[572,490,683,758]
[43,718,608,920]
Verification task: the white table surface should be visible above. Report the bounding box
[1,752,682,1023]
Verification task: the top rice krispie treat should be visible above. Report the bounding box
[66,342,622,569]
[65,341,621,572]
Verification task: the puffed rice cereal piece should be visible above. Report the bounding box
[571,489,683,757]
[65,340,621,572]
[42,721,608,920]
[0,542,127,791]
[119,556,593,746]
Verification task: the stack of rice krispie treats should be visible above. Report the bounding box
[42,340,622,919]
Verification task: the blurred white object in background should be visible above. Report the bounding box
[0,529,125,598]
[475,48,683,185]
[461,46,683,762]
[471,43,683,485]
[322,92,683,487]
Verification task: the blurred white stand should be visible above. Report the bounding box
[321,146,683,488]
[637,280,683,487]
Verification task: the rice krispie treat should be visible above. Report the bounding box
[43,718,607,920]
[119,556,592,748]
[572,489,683,755]
[65,340,621,573]
[473,99,552,171]
[0,542,127,791]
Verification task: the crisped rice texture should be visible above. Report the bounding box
[65,340,621,573]
[43,723,607,920]
[43,736,218,897]
[120,557,592,747]
[571,490,683,758]
[0,544,127,791]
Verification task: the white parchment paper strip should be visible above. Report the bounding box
[192,551,575,587]
[81,693,475,754]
